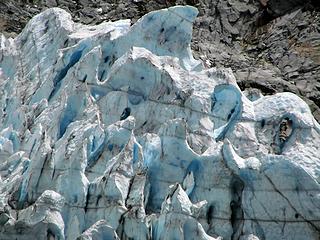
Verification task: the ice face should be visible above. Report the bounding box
[0,6,319,240]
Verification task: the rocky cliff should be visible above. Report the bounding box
[0,5,319,240]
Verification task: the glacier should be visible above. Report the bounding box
[0,5,319,240]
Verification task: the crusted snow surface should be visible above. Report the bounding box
[0,5,319,240]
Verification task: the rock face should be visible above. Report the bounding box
[0,6,320,240]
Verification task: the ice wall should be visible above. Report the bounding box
[0,6,319,240]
